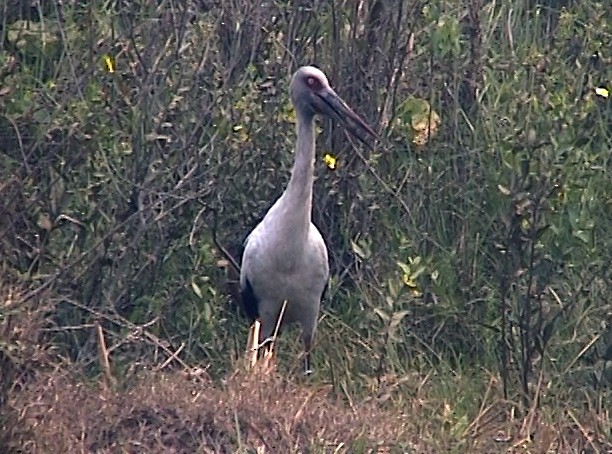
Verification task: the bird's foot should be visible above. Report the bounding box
[303,354,312,376]
[259,336,276,349]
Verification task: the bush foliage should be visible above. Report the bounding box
[1,0,610,451]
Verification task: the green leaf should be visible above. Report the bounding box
[351,240,369,260]
[572,229,591,244]
[389,310,410,331]
[412,263,426,277]
[498,184,511,196]
[191,281,203,299]
[373,307,390,323]
[396,261,411,275]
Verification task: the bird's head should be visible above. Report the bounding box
[290,66,378,145]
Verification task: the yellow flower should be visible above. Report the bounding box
[323,153,338,170]
[103,54,115,73]
[595,87,609,98]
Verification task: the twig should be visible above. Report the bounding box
[264,300,288,371]
[567,409,599,453]
[211,208,241,273]
[272,299,288,342]
[247,320,261,370]
[155,342,185,371]
[96,322,116,387]
[562,333,601,376]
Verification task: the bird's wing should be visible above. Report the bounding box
[309,224,329,272]
[239,275,259,321]
[239,225,263,321]
[240,220,264,283]
[308,224,330,300]
[239,230,256,289]
[242,231,252,248]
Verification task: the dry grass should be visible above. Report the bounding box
[4,362,610,453]
[0,286,417,453]
[3,368,419,453]
[1,284,610,453]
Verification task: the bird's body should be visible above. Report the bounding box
[240,66,376,374]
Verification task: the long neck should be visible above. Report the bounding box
[264,108,316,257]
[284,109,316,217]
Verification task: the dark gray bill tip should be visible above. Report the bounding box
[320,89,378,147]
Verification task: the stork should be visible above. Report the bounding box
[240,66,376,374]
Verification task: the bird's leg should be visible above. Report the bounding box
[303,333,313,376]
[259,336,276,349]
[258,334,276,373]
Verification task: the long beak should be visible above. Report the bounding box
[317,88,378,146]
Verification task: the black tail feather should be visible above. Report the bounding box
[241,278,259,322]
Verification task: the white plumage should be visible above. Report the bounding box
[240,66,376,374]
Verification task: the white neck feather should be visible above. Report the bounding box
[266,110,316,250]
[285,110,316,217]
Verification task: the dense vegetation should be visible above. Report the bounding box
[1,0,610,451]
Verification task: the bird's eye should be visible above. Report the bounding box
[306,76,322,90]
